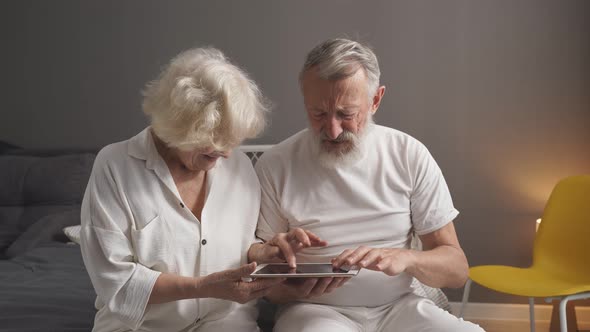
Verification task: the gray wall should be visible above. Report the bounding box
[2,0,589,303]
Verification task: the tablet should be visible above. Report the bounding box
[250,263,359,278]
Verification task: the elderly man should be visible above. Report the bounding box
[247,38,483,331]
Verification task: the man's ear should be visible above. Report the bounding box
[371,86,386,114]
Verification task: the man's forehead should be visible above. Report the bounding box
[303,66,367,85]
[303,71,367,100]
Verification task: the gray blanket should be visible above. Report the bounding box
[0,242,95,332]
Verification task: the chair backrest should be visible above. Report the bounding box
[239,145,273,166]
[533,175,590,280]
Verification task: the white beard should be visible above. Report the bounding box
[312,115,374,169]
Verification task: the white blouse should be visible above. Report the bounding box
[80,128,261,332]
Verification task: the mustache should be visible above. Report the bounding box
[320,130,357,142]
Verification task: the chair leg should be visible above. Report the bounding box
[559,298,569,332]
[529,297,536,332]
[559,292,590,332]
[459,279,472,318]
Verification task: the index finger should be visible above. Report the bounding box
[332,246,372,268]
[275,238,297,268]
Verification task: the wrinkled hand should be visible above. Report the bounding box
[200,262,284,304]
[260,228,327,267]
[265,277,349,304]
[332,246,412,276]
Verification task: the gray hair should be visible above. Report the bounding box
[300,38,381,97]
[142,47,268,151]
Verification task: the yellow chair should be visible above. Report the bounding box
[460,175,590,332]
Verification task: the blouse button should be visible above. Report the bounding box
[201,239,207,245]
[180,202,184,208]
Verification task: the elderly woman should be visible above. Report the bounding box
[80,48,282,332]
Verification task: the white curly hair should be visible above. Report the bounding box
[142,47,268,151]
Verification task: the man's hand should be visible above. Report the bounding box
[264,277,349,304]
[331,246,414,276]
[248,228,327,267]
[199,262,285,304]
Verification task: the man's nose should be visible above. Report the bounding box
[325,115,343,140]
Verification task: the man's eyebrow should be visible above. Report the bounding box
[309,106,359,113]
[336,106,360,112]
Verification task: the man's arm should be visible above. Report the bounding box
[407,222,469,288]
[332,222,468,289]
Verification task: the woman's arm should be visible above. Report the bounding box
[148,262,284,304]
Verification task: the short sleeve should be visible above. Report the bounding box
[80,155,161,330]
[254,156,290,241]
[408,143,459,235]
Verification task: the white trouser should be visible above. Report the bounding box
[185,303,260,332]
[273,293,485,332]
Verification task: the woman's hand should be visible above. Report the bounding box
[248,228,327,267]
[198,262,284,304]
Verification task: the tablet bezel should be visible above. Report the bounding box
[250,263,359,278]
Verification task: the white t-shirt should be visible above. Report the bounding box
[80,128,261,331]
[255,125,459,307]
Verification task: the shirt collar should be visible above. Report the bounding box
[127,127,160,170]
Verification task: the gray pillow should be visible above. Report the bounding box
[5,209,81,258]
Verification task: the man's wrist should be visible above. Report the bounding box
[402,248,420,276]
